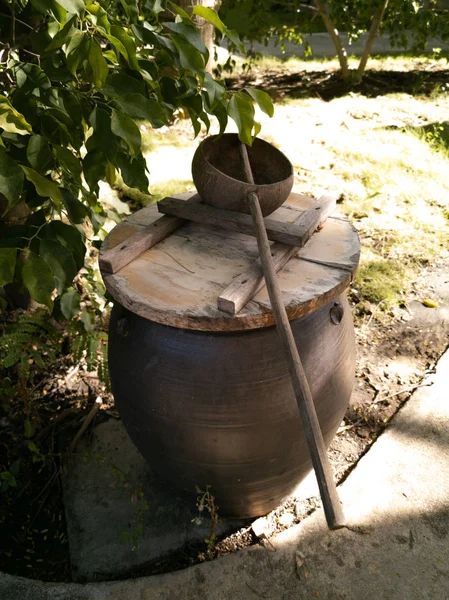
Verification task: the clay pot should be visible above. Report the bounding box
[108,294,355,518]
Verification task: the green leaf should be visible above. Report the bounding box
[88,108,117,159]
[422,298,438,308]
[0,149,24,212]
[89,40,109,89]
[210,99,228,136]
[0,96,33,135]
[172,35,205,72]
[40,221,85,271]
[111,109,141,156]
[169,1,189,18]
[61,188,88,224]
[116,153,148,192]
[21,166,61,206]
[66,32,90,76]
[22,251,55,311]
[105,161,116,186]
[102,73,145,97]
[27,135,52,172]
[81,307,94,332]
[224,28,243,50]
[164,21,208,54]
[119,0,138,20]
[114,94,167,128]
[60,288,81,319]
[39,238,78,293]
[227,91,256,146]
[108,25,139,70]
[54,146,82,184]
[14,63,51,94]
[151,0,166,14]
[131,25,177,53]
[86,1,110,33]
[83,149,107,193]
[46,15,77,51]
[245,88,274,118]
[31,0,67,21]
[55,0,85,16]
[24,419,35,439]
[203,73,225,109]
[192,6,226,34]
[0,248,17,287]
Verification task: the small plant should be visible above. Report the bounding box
[0,310,61,387]
[120,488,149,551]
[193,485,219,554]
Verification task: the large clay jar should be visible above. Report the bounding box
[108,294,355,518]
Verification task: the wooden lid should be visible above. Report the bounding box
[100,192,360,332]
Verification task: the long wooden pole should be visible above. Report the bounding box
[240,144,344,529]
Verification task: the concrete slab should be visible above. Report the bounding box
[63,419,246,582]
[2,348,449,599]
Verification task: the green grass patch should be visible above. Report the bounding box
[319,122,449,309]
[355,250,411,307]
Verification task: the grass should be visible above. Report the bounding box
[321,123,449,309]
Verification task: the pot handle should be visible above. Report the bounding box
[330,302,344,325]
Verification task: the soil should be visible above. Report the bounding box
[227,64,449,101]
[1,65,449,581]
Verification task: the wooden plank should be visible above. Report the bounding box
[157,197,315,247]
[99,193,199,274]
[218,195,337,315]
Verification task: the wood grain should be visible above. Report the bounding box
[247,191,345,530]
[99,192,360,332]
[218,194,337,315]
[157,197,317,247]
[99,193,200,274]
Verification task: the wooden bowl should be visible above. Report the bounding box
[192,134,294,216]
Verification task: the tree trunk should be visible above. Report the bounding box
[357,0,390,76]
[313,0,350,80]
[178,0,221,73]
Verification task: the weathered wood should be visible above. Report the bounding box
[157,197,315,247]
[218,195,337,315]
[239,141,255,184]
[99,192,360,332]
[247,191,345,530]
[99,193,200,274]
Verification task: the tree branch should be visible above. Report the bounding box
[357,0,390,76]
[313,0,349,79]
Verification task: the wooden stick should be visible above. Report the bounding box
[247,191,345,530]
[239,141,344,529]
[68,400,101,454]
[239,142,255,184]
[99,194,200,274]
[218,195,336,315]
[158,198,312,247]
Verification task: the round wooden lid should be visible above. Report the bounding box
[100,192,360,332]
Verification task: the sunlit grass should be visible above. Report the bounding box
[322,126,449,308]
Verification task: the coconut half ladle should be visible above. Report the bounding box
[237,140,345,530]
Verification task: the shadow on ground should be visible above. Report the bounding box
[228,68,449,101]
